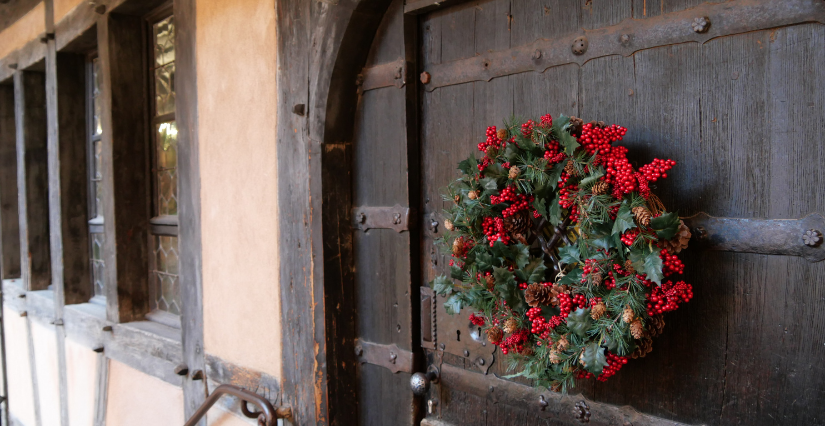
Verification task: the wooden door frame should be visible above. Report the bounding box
[276,1,397,425]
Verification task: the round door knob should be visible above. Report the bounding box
[410,366,440,396]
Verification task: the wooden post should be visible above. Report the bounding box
[56,52,91,304]
[13,70,51,292]
[0,84,21,280]
[97,13,150,323]
[175,0,206,419]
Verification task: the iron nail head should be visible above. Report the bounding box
[420,72,431,84]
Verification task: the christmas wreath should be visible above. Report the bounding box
[432,114,694,392]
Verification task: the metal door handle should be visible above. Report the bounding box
[409,365,440,396]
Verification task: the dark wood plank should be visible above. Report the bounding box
[14,70,51,292]
[97,13,150,323]
[173,0,206,421]
[56,52,91,305]
[0,84,21,279]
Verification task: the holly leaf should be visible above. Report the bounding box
[558,130,580,155]
[552,114,571,133]
[444,293,464,315]
[581,342,608,376]
[547,162,565,189]
[432,275,452,296]
[479,177,499,192]
[528,263,548,284]
[558,245,580,265]
[559,268,582,285]
[504,143,521,162]
[493,267,523,310]
[566,307,593,337]
[604,333,620,353]
[514,269,528,282]
[492,241,514,261]
[476,252,494,271]
[457,157,477,176]
[511,244,530,269]
[612,202,635,235]
[548,194,562,226]
[591,235,616,251]
[533,197,548,218]
[450,266,464,280]
[630,247,664,285]
[650,211,681,240]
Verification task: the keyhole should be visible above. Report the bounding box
[478,327,482,338]
[456,330,461,341]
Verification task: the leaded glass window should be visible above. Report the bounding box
[148,13,181,323]
[88,56,106,302]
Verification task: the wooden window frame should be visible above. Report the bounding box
[144,3,181,328]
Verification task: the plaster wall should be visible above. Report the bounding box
[54,0,84,24]
[65,337,96,426]
[3,305,36,426]
[30,319,60,426]
[105,360,184,426]
[196,0,281,377]
[207,405,257,426]
[0,2,44,59]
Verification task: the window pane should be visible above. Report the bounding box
[91,233,105,297]
[94,140,103,217]
[156,121,178,216]
[154,62,175,116]
[92,58,102,136]
[152,235,180,315]
[153,16,175,67]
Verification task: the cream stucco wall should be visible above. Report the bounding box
[106,360,185,426]
[54,0,85,24]
[197,0,281,377]
[4,305,36,426]
[30,320,61,426]
[65,337,97,426]
[207,405,257,426]
[0,2,44,59]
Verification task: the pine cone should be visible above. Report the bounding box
[591,181,609,195]
[452,238,465,256]
[647,315,666,338]
[444,219,455,231]
[631,337,653,359]
[556,335,569,351]
[630,319,644,339]
[549,284,570,307]
[590,302,607,320]
[468,190,479,200]
[484,274,495,289]
[508,166,520,179]
[503,318,519,334]
[548,350,562,364]
[486,327,503,343]
[453,194,461,204]
[525,283,552,308]
[632,206,651,226]
[485,146,497,157]
[496,128,508,140]
[503,209,531,236]
[550,382,563,393]
[662,220,692,254]
[624,259,635,275]
[590,271,603,286]
[520,346,534,356]
[568,116,584,136]
[579,351,587,367]
[622,306,634,323]
[588,120,606,129]
[564,159,577,176]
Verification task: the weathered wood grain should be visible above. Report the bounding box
[174,0,206,421]
[14,71,51,292]
[97,14,150,323]
[0,84,21,279]
[55,52,90,305]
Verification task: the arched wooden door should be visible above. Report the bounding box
[347,0,825,424]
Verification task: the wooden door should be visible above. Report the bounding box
[412,0,825,425]
[348,0,825,425]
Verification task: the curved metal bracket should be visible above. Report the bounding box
[184,384,291,426]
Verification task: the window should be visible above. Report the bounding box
[147,13,181,323]
[87,56,106,303]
